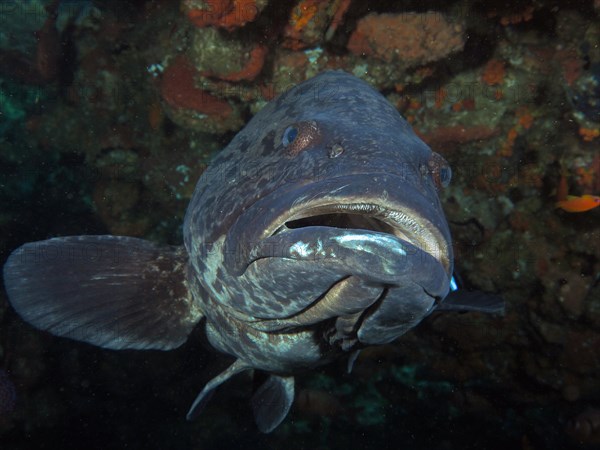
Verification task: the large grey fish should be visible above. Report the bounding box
[3,71,502,432]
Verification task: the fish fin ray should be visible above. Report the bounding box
[3,235,203,350]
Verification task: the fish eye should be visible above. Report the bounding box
[282,126,298,147]
[282,121,321,157]
[428,152,452,189]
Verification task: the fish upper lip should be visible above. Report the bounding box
[268,200,451,273]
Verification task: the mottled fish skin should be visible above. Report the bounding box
[3,71,458,432]
[184,71,453,371]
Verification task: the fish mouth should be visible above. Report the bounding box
[271,202,450,273]
[225,173,453,280]
[222,173,452,327]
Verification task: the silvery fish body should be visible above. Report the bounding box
[4,71,479,432]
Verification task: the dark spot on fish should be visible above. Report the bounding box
[260,130,276,157]
[268,301,284,314]
[213,279,223,294]
[225,166,238,181]
[256,177,270,190]
[237,136,250,154]
[203,195,215,212]
[216,268,227,284]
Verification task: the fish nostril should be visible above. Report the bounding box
[328,143,344,158]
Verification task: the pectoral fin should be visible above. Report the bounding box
[3,235,203,350]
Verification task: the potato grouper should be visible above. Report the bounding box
[3,71,503,432]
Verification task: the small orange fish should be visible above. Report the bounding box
[556,194,600,212]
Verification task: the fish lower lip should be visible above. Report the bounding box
[250,221,450,299]
[272,203,449,272]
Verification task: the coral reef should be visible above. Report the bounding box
[160,55,243,133]
[189,28,267,82]
[183,0,268,30]
[347,12,465,67]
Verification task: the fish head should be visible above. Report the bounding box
[185,71,453,346]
